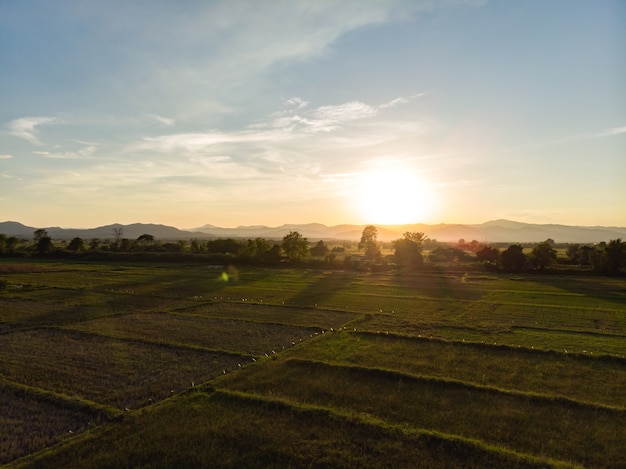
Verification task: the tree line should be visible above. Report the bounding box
[0,226,624,275]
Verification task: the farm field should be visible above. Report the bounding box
[1,260,625,468]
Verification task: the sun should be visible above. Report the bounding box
[353,166,436,225]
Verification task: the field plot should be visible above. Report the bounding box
[68,312,321,356]
[0,328,247,409]
[13,390,554,469]
[0,385,109,466]
[216,358,625,468]
[285,331,626,407]
[1,261,625,467]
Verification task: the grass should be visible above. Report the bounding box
[1,260,625,467]
[11,389,571,469]
[67,312,321,356]
[0,328,248,410]
[215,358,625,468]
[285,331,626,407]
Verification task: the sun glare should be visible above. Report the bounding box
[353,166,435,225]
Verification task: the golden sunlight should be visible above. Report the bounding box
[353,166,436,225]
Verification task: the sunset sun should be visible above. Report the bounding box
[354,166,436,225]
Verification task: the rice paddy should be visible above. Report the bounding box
[1,260,624,467]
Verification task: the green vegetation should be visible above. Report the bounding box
[1,260,624,467]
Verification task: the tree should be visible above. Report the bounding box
[89,238,101,251]
[393,232,426,267]
[605,239,625,275]
[112,227,124,250]
[137,233,155,244]
[33,229,53,256]
[282,231,309,262]
[476,245,499,264]
[190,238,205,253]
[359,225,380,259]
[530,242,557,270]
[67,237,85,251]
[500,244,526,271]
[310,240,329,257]
[6,236,19,255]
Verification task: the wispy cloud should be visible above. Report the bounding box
[378,93,425,109]
[32,145,97,159]
[145,114,175,127]
[314,101,378,122]
[284,97,308,109]
[0,154,14,159]
[597,125,626,137]
[6,117,61,144]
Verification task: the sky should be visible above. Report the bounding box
[1,0,625,229]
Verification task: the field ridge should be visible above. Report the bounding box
[282,357,626,412]
[209,388,580,469]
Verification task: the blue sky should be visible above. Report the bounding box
[1,0,625,229]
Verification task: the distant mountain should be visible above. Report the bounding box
[2,220,625,244]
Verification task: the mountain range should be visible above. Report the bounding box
[1,220,625,244]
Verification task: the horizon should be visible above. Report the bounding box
[3,218,626,232]
[1,1,625,228]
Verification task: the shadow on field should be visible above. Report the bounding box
[535,274,626,309]
[289,271,355,307]
[388,270,484,301]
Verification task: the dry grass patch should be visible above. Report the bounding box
[0,328,247,409]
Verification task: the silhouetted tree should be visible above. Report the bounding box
[530,242,557,270]
[393,232,426,267]
[207,238,241,254]
[476,245,499,264]
[137,233,155,244]
[89,238,101,251]
[67,237,85,251]
[282,231,309,262]
[428,246,468,263]
[310,240,329,257]
[6,236,19,255]
[112,227,124,250]
[265,244,282,265]
[33,229,53,256]
[605,239,625,275]
[359,225,380,259]
[500,244,526,271]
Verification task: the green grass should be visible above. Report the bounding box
[1,260,625,467]
[67,312,321,356]
[215,358,625,468]
[285,331,626,407]
[11,389,571,469]
[0,328,248,409]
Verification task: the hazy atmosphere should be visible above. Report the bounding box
[1,0,624,229]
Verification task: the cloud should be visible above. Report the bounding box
[0,154,14,159]
[314,101,378,122]
[145,114,175,126]
[597,125,626,137]
[284,97,308,109]
[6,117,61,144]
[379,93,425,109]
[32,145,97,159]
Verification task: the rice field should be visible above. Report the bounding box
[1,260,624,467]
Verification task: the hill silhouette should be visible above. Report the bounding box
[2,220,625,243]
